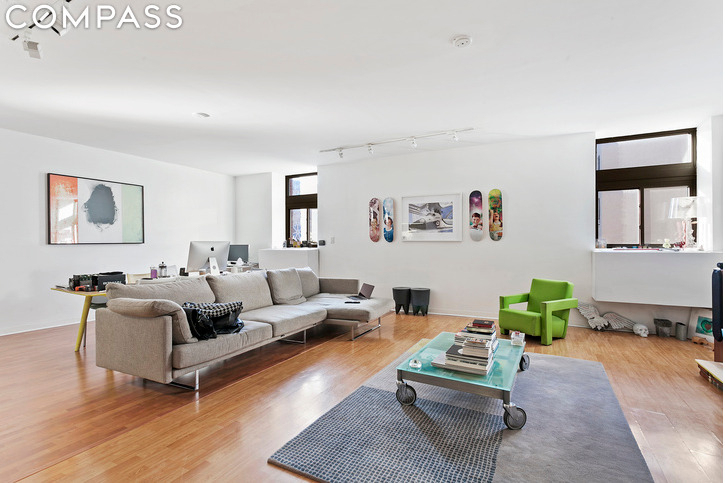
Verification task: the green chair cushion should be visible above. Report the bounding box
[499,309,567,338]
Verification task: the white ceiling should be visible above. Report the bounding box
[0,0,722,175]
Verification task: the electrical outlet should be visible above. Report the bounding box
[330,236,335,244]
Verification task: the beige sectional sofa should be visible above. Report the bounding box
[95,268,390,389]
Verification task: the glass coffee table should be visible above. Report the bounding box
[396,332,530,429]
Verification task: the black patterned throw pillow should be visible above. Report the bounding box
[183,301,244,335]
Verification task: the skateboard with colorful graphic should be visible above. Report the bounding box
[369,198,381,242]
[488,189,503,241]
[382,197,394,243]
[469,190,484,241]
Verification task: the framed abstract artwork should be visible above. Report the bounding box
[689,308,714,341]
[47,173,144,244]
[401,194,462,241]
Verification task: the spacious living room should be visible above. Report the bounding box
[0,1,723,482]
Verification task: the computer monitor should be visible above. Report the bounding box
[228,244,249,264]
[186,241,231,272]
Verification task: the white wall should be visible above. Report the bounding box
[318,126,722,333]
[318,133,595,323]
[0,128,234,335]
[710,115,723,252]
[695,114,724,252]
[234,172,285,262]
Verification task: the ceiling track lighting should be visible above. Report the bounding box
[321,127,473,158]
[10,0,76,59]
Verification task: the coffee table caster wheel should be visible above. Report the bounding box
[504,407,527,430]
[519,354,530,371]
[396,384,417,406]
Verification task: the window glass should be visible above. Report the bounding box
[597,134,691,170]
[644,186,689,245]
[288,175,318,196]
[598,190,640,245]
[290,209,307,242]
[309,208,318,242]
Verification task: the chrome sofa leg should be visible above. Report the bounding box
[168,370,199,390]
[350,318,382,341]
[281,329,307,344]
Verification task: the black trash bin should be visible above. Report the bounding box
[392,287,411,315]
[654,318,672,337]
[410,288,431,316]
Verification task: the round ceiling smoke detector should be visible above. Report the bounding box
[452,35,473,48]
[195,112,211,118]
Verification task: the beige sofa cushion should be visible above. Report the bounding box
[171,321,273,369]
[296,267,320,297]
[267,268,306,305]
[106,298,197,344]
[106,276,215,306]
[206,272,273,312]
[242,304,327,337]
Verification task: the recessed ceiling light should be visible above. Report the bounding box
[195,112,211,118]
[451,35,473,48]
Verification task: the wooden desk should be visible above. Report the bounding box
[51,288,106,351]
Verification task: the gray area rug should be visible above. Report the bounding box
[269,352,653,483]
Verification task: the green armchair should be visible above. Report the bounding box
[499,278,578,346]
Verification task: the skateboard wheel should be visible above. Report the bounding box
[396,384,417,406]
[504,407,526,430]
[519,354,530,371]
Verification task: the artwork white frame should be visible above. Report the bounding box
[401,194,462,242]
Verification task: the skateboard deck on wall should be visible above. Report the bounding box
[369,198,381,242]
[382,197,394,242]
[488,189,503,241]
[469,190,484,241]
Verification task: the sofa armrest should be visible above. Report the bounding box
[319,278,359,294]
[499,292,529,310]
[95,307,174,384]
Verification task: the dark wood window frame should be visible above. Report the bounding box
[285,172,318,242]
[595,128,697,248]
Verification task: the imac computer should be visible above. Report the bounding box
[228,244,249,265]
[187,241,230,274]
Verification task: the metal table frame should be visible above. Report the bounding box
[395,333,529,429]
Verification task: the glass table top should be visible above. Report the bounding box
[396,332,525,392]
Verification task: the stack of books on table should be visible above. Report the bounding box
[432,320,499,375]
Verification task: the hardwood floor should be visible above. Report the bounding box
[2,313,721,482]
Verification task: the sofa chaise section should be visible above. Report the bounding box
[306,293,391,340]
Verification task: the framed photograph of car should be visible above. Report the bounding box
[401,194,462,241]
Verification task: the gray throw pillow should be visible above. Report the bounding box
[267,268,307,305]
[296,267,320,297]
[206,271,273,312]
